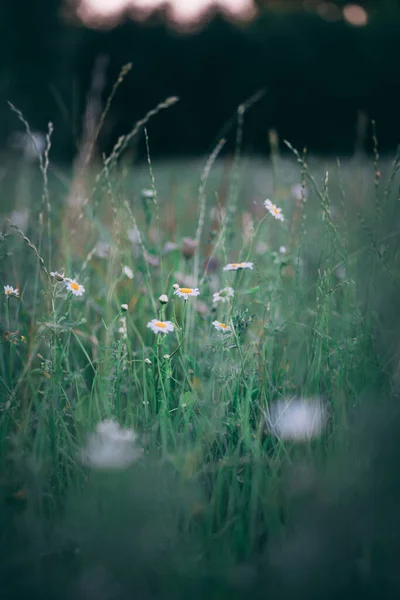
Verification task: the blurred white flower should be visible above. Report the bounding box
[223,262,253,271]
[162,241,179,255]
[127,228,141,244]
[141,188,155,199]
[335,264,346,280]
[9,209,29,231]
[9,131,46,161]
[94,241,111,259]
[159,294,169,304]
[81,419,140,469]
[291,183,309,202]
[122,265,134,279]
[255,241,268,255]
[120,303,128,312]
[265,397,327,441]
[213,287,234,304]
[118,316,128,339]
[50,271,65,282]
[279,246,287,254]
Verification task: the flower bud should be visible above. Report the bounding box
[181,237,198,259]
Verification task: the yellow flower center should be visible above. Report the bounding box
[179,287,193,294]
[231,263,243,268]
[155,321,167,328]
[5,289,11,295]
[70,282,80,291]
[220,323,229,329]
[272,206,279,214]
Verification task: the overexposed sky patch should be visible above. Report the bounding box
[73,0,258,30]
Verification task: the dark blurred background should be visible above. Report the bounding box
[1,0,400,163]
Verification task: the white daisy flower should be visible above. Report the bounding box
[264,199,285,222]
[66,279,85,297]
[50,271,65,281]
[173,287,200,300]
[4,285,19,297]
[212,287,234,304]
[147,319,174,334]
[122,265,134,279]
[265,397,327,441]
[212,320,231,333]
[223,262,253,272]
[81,419,140,469]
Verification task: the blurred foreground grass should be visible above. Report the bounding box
[0,138,400,599]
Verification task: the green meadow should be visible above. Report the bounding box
[1,103,400,598]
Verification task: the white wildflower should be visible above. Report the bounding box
[66,279,85,297]
[141,188,155,199]
[147,319,174,334]
[118,316,128,339]
[223,262,253,271]
[159,294,169,304]
[264,199,284,222]
[162,241,179,255]
[122,265,134,279]
[4,285,19,297]
[9,209,29,231]
[213,287,234,304]
[212,320,231,332]
[81,419,140,469]
[94,241,111,259]
[174,287,200,300]
[291,183,308,202]
[265,397,327,441]
[50,271,65,282]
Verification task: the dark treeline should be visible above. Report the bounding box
[1,1,400,162]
